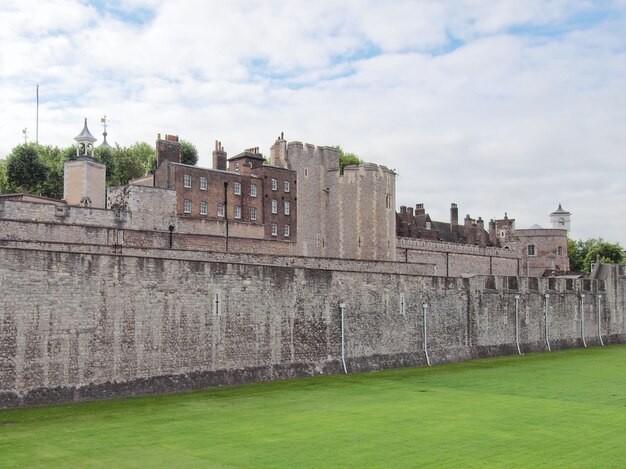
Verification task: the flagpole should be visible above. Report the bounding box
[36,84,39,144]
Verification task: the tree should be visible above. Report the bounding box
[4,144,49,193]
[36,145,75,199]
[107,143,153,187]
[180,140,199,166]
[568,237,624,273]
[334,146,362,174]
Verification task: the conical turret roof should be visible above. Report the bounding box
[74,118,97,143]
[551,203,570,215]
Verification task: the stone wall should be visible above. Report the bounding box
[514,228,570,276]
[271,140,397,261]
[397,237,520,277]
[0,246,623,408]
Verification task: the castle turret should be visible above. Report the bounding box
[550,203,571,233]
[64,118,106,208]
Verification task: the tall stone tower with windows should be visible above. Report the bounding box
[63,118,106,208]
[549,204,571,233]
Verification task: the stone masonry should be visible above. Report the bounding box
[1,246,624,408]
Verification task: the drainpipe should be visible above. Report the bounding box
[544,294,551,352]
[581,294,587,348]
[597,295,604,346]
[422,303,431,366]
[339,302,347,374]
[223,181,229,253]
[168,224,174,249]
[514,294,522,355]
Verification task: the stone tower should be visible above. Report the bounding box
[550,204,571,233]
[64,119,106,208]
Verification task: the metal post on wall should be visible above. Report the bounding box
[597,295,604,347]
[581,294,587,348]
[422,303,431,366]
[514,294,522,355]
[339,302,348,374]
[544,294,551,352]
[223,181,229,253]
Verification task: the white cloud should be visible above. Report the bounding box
[1,0,625,246]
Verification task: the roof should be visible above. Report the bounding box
[228,150,265,162]
[550,203,570,215]
[99,131,113,149]
[74,118,97,143]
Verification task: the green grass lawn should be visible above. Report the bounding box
[1,345,625,468]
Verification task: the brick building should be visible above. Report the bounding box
[153,135,297,242]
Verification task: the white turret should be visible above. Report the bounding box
[550,204,571,233]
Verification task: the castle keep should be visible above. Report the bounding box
[0,121,622,408]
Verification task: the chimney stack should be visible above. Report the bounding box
[450,203,458,234]
[213,140,227,171]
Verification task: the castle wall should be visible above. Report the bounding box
[279,142,339,258]
[275,141,396,261]
[331,164,396,261]
[397,238,520,277]
[514,229,569,276]
[0,246,623,408]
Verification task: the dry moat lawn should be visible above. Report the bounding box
[1,345,625,468]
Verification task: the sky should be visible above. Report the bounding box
[1,0,625,246]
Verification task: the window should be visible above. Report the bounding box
[250,184,257,197]
[250,207,257,221]
[200,201,208,215]
[217,203,225,217]
[271,223,278,236]
[284,200,290,215]
[284,224,290,237]
[527,244,536,256]
[271,178,277,191]
[385,194,392,209]
[234,182,241,195]
[183,199,192,213]
[183,174,191,188]
[304,168,308,177]
[200,177,208,190]
[425,221,431,230]
[234,163,240,172]
[271,199,278,214]
[284,181,290,192]
[234,205,241,219]
[558,246,563,256]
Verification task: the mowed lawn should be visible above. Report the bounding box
[1,345,625,468]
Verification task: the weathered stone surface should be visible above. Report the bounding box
[0,247,624,408]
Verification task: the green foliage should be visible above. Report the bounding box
[180,140,199,166]
[36,145,74,199]
[1,346,625,467]
[334,145,362,174]
[4,144,49,193]
[105,142,155,187]
[0,160,20,194]
[568,237,624,273]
